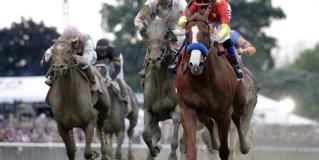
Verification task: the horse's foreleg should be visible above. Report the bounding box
[143,109,160,159]
[96,95,111,160]
[180,104,197,160]
[216,112,231,160]
[231,112,249,154]
[168,107,181,160]
[115,129,125,160]
[57,125,76,160]
[232,81,252,154]
[83,122,96,160]
[127,112,138,160]
[200,117,219,150]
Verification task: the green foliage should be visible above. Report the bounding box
[260,69,319,121]
[100,0,285,91]
[101,0,145,91]
[229,0,285,74]
[289,44,319,72]
[0,18,60,76]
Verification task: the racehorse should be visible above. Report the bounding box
[175,18,251,160]
[141,19,181,160]
[45,39,111,160]
[95,63,139,160]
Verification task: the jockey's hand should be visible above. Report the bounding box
[40,59,47,67]
[139,27,147,39]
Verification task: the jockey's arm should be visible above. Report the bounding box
[134,0,157,32]
[215,1,231,41]
[238,40,256,56]
[82,37,97,65]
[111,58,121,80]
[177,2,197,28]
[42,45,54,63]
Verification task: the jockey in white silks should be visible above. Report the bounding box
[134,0,187,77]
[40,26,99,91]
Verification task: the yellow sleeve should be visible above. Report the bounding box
[218,24,230,40]
[178,16,187,28]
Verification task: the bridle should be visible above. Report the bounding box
[143,38,171,65]
[185,19,212,53]
[52,40,79,70]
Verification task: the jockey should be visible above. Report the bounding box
[134,0,187,77]
[170,0,244,79]
[40,26,98,90]
[230,30,256,56]
[95,38,130,104]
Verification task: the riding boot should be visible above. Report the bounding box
[84,66,99,92]
[223,39,244,80]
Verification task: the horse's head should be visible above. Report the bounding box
[143,19,175,69]
[184,17,211,75]
[51,40,77,76]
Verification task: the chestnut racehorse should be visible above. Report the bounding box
[175,19,251,160]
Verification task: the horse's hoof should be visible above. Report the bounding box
[115,153,122,160]
[168,152,178,160]
[150,145,162,157]
[87,150,99,160]
[240,145,250,154]
[128,154,135,160]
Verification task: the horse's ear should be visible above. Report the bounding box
[203,5,212,20]
[185,8,191,19]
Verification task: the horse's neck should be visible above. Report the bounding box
[147,53,174,85]
[54,68,89,96]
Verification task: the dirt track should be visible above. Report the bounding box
[1,143,319,160]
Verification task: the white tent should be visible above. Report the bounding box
[0,76,49,103]
[253,95,318,126]
[0,76,317,126]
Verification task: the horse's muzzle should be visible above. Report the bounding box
[52,63,68,75]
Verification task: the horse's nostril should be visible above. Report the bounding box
[156,57,161,61]
[148,57,152,61]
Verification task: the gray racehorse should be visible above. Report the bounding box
[141,19,181,160]
[95,63,139,160]
[46,39,111,160]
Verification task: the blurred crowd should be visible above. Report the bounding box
[0,113,103,143]
[1,110,319,147]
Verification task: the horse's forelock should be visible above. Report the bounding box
[147,19,168,40]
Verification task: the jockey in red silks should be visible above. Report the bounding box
[169,0,244,80]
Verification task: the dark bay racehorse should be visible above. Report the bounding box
[175,19,251,160]
[95,63,139,160]
[46,39,111,160]
[141,19,181,160]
